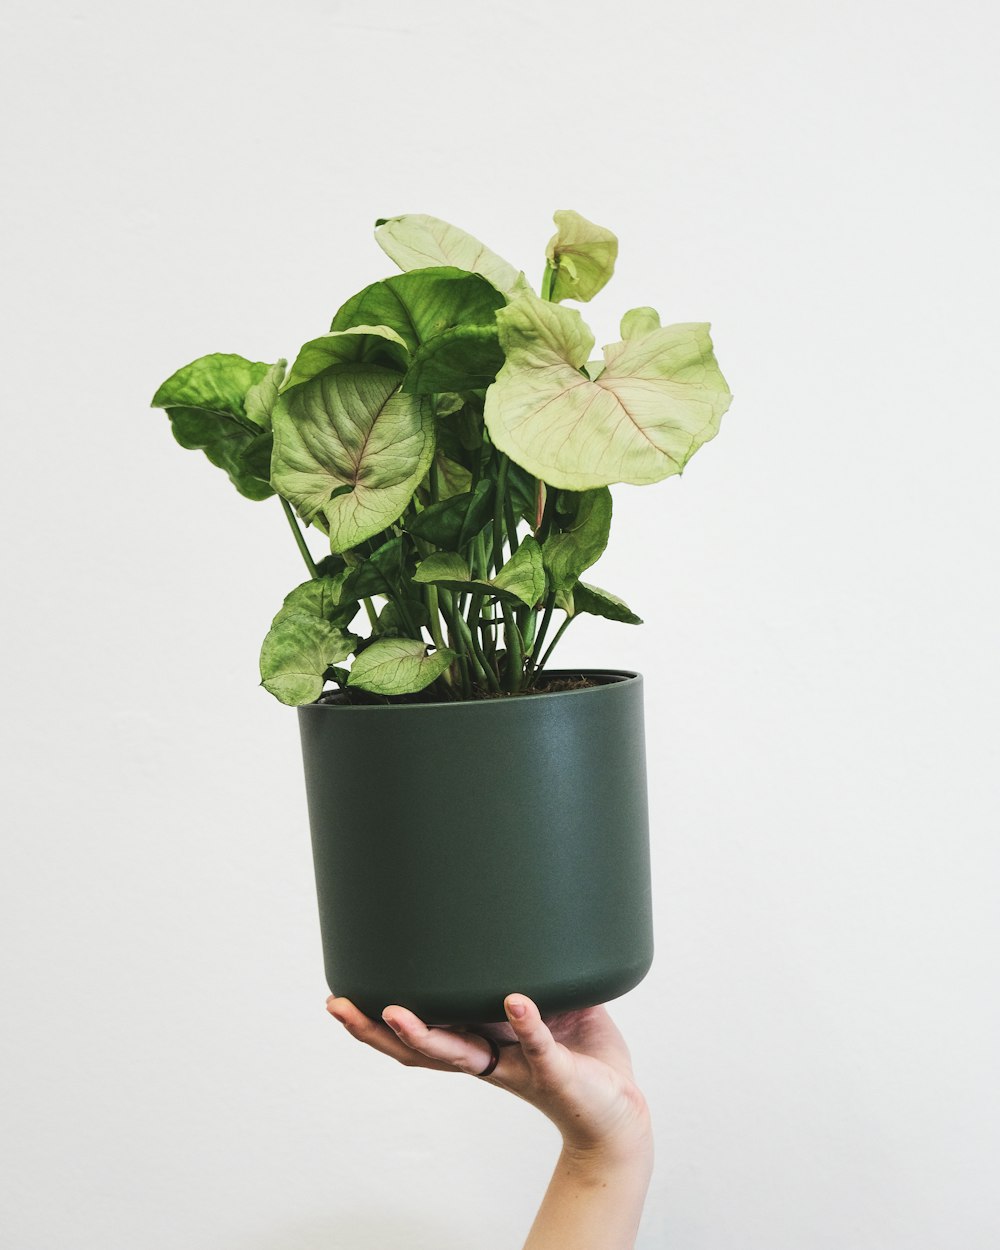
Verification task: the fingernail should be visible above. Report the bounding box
[506,996,527,1019]
[382,1009,400,1030]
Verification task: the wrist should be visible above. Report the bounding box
[559,1115,654,1174]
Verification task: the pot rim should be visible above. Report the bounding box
[298,668,642,714]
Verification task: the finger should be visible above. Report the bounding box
[504,994,567,1083]
[326,996,454,1072]
[382,1005,505,1078]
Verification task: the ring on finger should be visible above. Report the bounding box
[472,1032,502,1078]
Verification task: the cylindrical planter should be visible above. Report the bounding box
[297,669,653,1025]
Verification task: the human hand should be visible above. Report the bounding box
[326,992,652,1160]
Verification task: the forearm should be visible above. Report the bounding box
[522,1133,654,1250]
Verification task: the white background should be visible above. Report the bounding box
[2,1,997,1246]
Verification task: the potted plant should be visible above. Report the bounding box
[151,210,732,1025]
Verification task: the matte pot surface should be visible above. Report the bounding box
[297,670,653,1025]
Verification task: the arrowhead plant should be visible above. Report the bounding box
[150,211,732,703]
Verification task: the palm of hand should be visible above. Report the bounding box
[328,994,649,1154]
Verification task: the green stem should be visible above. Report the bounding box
[502,604,524,692]
[536,485,559,544]
[493,453,510,578]
[465,593,501,692]
[533,615,573,680]
[529,590,558,670]
[540,263,555,302]
[280,496,318,579]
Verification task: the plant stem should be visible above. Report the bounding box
[529,590,558,670]
[279,496,319,579]
[502,604,524,692]
[465,593,501,692]
[540,263,555,302]
[533,615,573,679]
[493,453,510,577]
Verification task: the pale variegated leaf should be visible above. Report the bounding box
[348,638,456,695]
[271,364,434,552]
[484,291,731,489]
[545,210,618,303]
[374,214,522,297]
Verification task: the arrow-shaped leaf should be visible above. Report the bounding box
[484,292,731,490]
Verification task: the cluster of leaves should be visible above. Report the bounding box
[150,211,732,704]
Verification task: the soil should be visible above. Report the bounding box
[317,672,611,707]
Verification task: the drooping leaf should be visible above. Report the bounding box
[570,581,642,624]
[259,612,357,706]
[285,326,408,389]
[484,291,732,489]
[374,214,523,297]
[348,637,456,696]
[406,479,495,548]
[330,268,506,357]
[403,324,505,394]
[542,488,612,599]
[271,364,434,552]
[151,353,279,500]
[544,210,618,303]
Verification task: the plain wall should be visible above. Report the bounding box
[1,1,997,1246]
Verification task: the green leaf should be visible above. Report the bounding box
[329,536,411,605]
[374,598,429,638]
[570,581,642,624]
[238,428,274,485]
[244,358,288,428]
[272,578,359,630]
[331,268,505,358]
[413,536,546,608]
[484,291,732,489]
[544,210,618,303]
[405,479,495,548]
[259,612,357,706]
[374,214,523,297]
[151,353,279,500]
[271,364,434,552]
[285,326,409,389]
[542,488,612,597]
[403,324,505,394]
[348,638,456,696]
[491,536,546,607]
[431,451,473,499]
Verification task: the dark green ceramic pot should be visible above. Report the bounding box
[297,669,653,1025]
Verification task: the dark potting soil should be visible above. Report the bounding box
[316,673,609,708]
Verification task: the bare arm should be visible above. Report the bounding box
[327,992,653,1249]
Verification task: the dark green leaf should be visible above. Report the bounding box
[330,267,505,355]
[570,581,642,625]
[406,479,495,548]
[375,598,430,638]
[151,353,279,501]
[403,324,505,394]
[541,487,612,595]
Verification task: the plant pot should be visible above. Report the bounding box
[297,669,653,1025]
